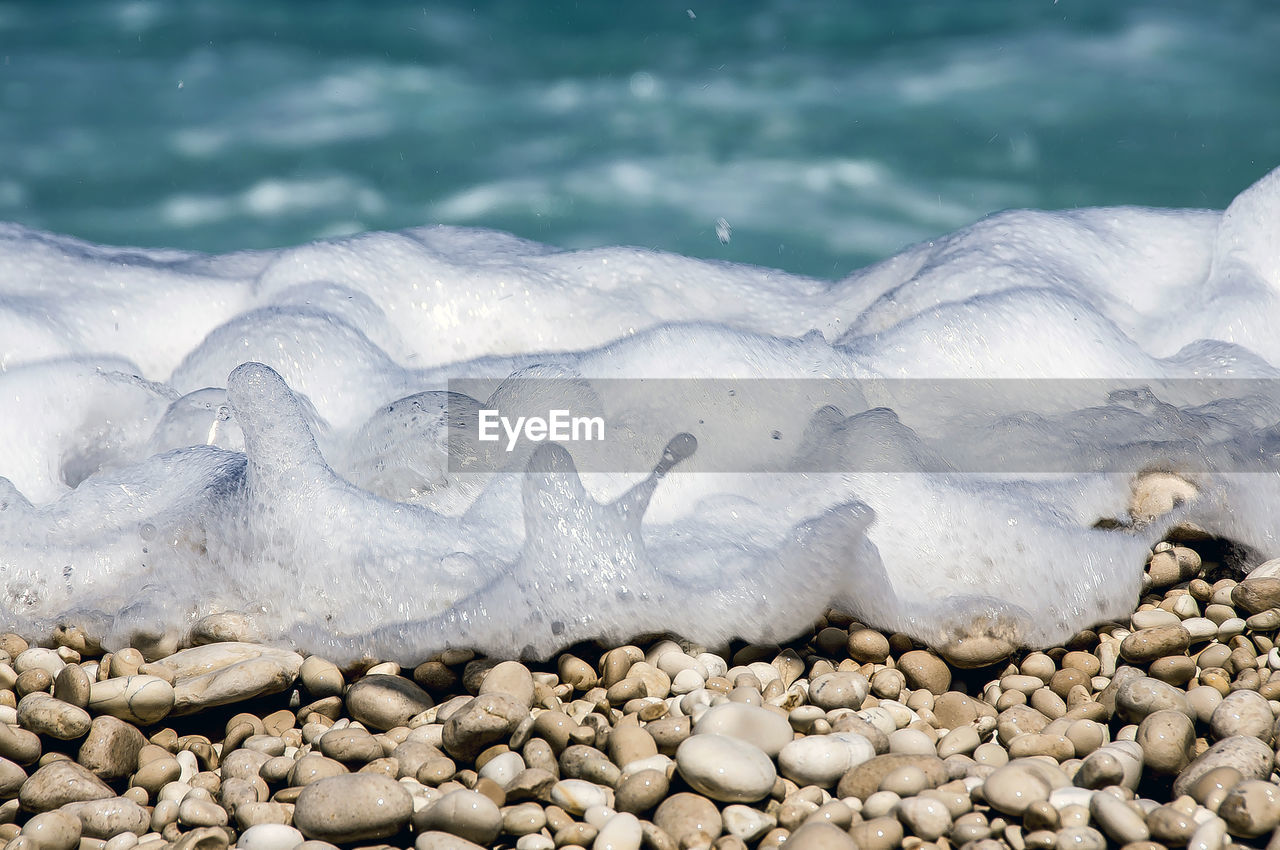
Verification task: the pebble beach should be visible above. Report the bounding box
[3,533,1280,850]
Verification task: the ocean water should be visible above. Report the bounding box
[2,0,1278,277]
[4,2,1280,664]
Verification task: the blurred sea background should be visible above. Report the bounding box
[1,0,1277,279]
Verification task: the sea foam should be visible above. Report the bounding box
[2,166,1280,664]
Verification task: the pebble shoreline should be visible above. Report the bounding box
[4,538,1280,850]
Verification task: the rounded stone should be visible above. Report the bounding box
[156,643,304,714]
[292,774,413,843]
[653,792,722,845]
[88,676,175,725]
[691,702,793,757]
[1136,709,1195,774]
[897,651,950,694]
[1172,735,1275,799]
[548,779,610,816]
[777,734,873,788]
[441,694,526,760]
[594,812,643,850]
[896,795,952,841]
[1231,577,1280,614]
[19,759,114,811]
[836,754,947,801]
[675,734,775,803]
[238,824,305,850]
[17,693,92,739]
[1209,689,1274,743]
[344,674,434,731]
[808,672,869,711]
[60,797,151,839]
[1119,626,1190,664]
[477,661,534,710]
[78,715,147,780]
[848,630,890,664]
[1114,676,1193,723]
[721,805,777,842]
[1089,791,1149,845]
[785,822,856,850]
[614,769,669,815]
[412,789,501,846]
[1218,780,1280,838]
[21,810,82,850]
[981,762,1051,815]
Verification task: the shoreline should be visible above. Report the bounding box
[2,534,1280,850]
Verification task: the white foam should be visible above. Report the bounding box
[3,166,1280,662]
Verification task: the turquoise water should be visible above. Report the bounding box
[2,0,1277,278]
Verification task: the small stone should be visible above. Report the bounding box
[676,734,775,803]
[292,774,413,843]
[0,724,42,765]
[318,728,383,764]
[897,651,950,694]
[594,812,643,850]
[412,789,501,846]
[153,643,303,714]
[478,661,534,710]
[442,694,526,761]
[0,757,26,798]
[549,779,610,816]
[847,817,904,850]
[1054,826,1106,850]
[299,657,344,699]
[777,734,874,788]
[238,824,305,850]
[1136,709,1195,774]
[1119,626,1190,664]
[61,797,151,839]
[17,693,91,739]
[1089,791,1149,845]
[1114,676,1193,723]
[171,826,229,850]
[896,795,952,841]
[691,702,793,757]
[784,822,856,850]
[1172,735,1275,799]
[178,798,228,828]
[1217,779,1280,838]
[52,664,91,709]
[344,674,434,731]
[848,630,890,664]
[614,769,668,814]
[19,760,114,811]
[1208,689,1274,743]
[87,676,175,726]
[808,673,868,711]
[653,793,722,845]
[414,832,487,850]
[721,805,775,842]
[21,810,81,850]
[836,754,947,800]
[1231,577,1280,614]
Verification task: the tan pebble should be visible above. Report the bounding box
[939,635,1014,669]
[846,816,903,850]
[478,661,534,710]
[1136,709,1195,774]
[19,759,114,811]
[1114,676,1192,723]
[1217,779,1280,838]
[691,702,793,756]
[17,693,91,739]
[236,824,304,850]
[78,716,146,781]
[1188,765,1243,812]
[897,651,950,694]
[897,795,952,841]
[1171,735,1274,798]
[1146,804,1196,845]
[1231,577,1280,614]
[441,693,526,760]
[614,769,668,814]
[0,723,42,765]
[177,798,227,828]
[1053,826,1105,850]
[653,793,722,845]
[292,773,412,843]
[345,675,434,731]
[809,673,868,711]
[412,788,501,846]
[318,728,382,764]
[676,734,774,803]
[1148,655,1195,687]
[848,630,890,664]
[836,754,947,801]
[1089,790,1149,845]
[501,801,546,836]
[52,665,91,710]
[721,805,775,842]
[21,810,82,850]
[1208,688,1274,742]
[782,822,854,850]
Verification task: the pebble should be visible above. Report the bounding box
[87,676,175,725]
[21,811,82,850]
[1217,780,1280,838]
[808,672,868,710]
[1208,688,1274,742]
[675,734,775,802]
[784,822,856,850]
[237,824,305,850]
[343,674,435,730]
[78,716,147,780]
[154,643,304,714]
[19,759,115,811]
[653,792,722,845]
[896,651,950,694]
[981,762,1053,815]
[777,733,873,787]
[61,797,152,839]
[1172,735,1275,798]
[896,795,952,841]
[593,812,642,850]
[1135,709,1195,774]
[1089,791,1149,844]
[413,789,501,845]
[17,693,92,739]
[291,774,413,842]
[691,702,793,756]
[721,805,776,842]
